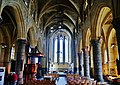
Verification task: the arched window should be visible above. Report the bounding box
[53,34,69,64]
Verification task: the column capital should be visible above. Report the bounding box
[112,17,120,30]
[82,47,89,57]
[82,46,89,50]
[17,39,26,44]
[91,38,101,46]
[77,52,81,54]
[77,52,81,57]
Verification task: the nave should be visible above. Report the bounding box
[1,0,120,85]
[24,73,110,85]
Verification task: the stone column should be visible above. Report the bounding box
[25,44,30,64]
[112,18,120,75]
[4,45,11,73]
[74,56,77,74]
[46,36,49,73]
[0,43,11,73]
[0,45,4,66]
[73,29,77,74]
[30,48,36,64]
[82,47,90,78]
[16,39,26,85]
[91,39,104,82]
[78,52,84,76]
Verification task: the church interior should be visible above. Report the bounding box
[0,0,120,85]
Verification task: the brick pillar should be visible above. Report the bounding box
[91,39,104,82]
[16,39,26,84]
[82,47,90,78]
[78,52,84,76]
[30,48,36,64]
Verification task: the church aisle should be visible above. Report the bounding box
[56,76,67,85]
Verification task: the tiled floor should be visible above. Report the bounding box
[56,76,67,85]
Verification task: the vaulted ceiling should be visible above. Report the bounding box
[0,0,85,44]
[27,0,84,35]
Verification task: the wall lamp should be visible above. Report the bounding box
[111,43,116,48]
[1,43,7,48]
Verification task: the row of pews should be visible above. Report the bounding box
[24,74,59,85]
[24,73,109,85]
[44,74,59,80]
[23,80,56,85]
[66,74,108,85]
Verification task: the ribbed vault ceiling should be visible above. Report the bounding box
[36,0,82,34]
